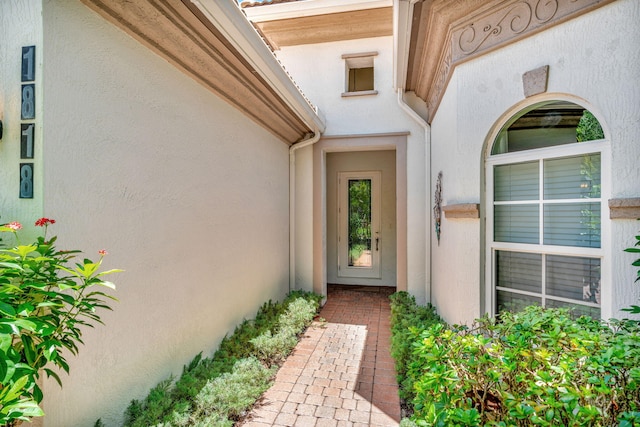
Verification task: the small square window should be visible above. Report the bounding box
[342,52,378,97]
[348,67,374,92]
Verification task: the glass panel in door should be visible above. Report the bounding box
[348,179,372,267]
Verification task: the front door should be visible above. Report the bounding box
[337,171,381,279]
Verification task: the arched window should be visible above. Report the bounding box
[486,100,607,318]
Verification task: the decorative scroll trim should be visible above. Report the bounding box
[451,0,613,62]
[609,198,640,219]
[423,0,614,122]
[443,203,480,219]
[427,39,454,118]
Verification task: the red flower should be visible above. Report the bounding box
[7,221,22,231]
[35,218,56,227]
[98,249,108,256]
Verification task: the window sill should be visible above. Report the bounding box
[609,198,640,219]
[443,203,480,219]
[341,90,378,98]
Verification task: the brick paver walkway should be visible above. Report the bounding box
[243,285,400,427]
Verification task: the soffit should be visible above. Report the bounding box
[81,0,315,144]
[508,101,585,130]
[252,7,393,49]
[407,0,616,123]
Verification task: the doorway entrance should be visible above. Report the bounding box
[326,150,396,287]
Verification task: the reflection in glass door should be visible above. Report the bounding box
[348,179,372,267]
[338,171,381,279]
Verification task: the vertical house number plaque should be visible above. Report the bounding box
[21,124,34,158]
[20,46,36,198]
[20,163,34,199]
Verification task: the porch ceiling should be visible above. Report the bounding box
[406,0,616,123]
[250,7,393,50]
[81,0,321,144]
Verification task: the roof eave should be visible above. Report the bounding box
[192,0,325,137]
[81,0,324,144]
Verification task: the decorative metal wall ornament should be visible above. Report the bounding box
[434,171,443,245]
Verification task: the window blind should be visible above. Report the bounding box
[493,152,601,317]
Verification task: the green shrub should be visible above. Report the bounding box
[406,305,640,427]
[623,220,640,315]
[0,219,120,426]
[250,328,298,365]
[389,291,443,402]
[124,378,175,427]
[278,297,318,331]
[123,291,320,427]
[193,357,274,420]
[251,297,318,365]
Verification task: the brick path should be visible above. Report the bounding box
[242,285,400,427]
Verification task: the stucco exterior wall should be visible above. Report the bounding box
[0,1,44,235]
[430,77,484,324]
[0,1,294,425]
[277,36,429,303]
[294,145,315,291]
[430,0,640,325]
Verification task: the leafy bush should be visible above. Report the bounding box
[0,219,119,426]
[406,306,640,427]
[389,291,443,403]
[123,291,320,427]
[624,221,640,315]
[576,110,605,142]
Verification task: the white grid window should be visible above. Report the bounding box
[487,102,607,318]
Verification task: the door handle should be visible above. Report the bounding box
[376,237,379,251]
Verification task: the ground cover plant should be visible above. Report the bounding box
[120,290,321,427]
[0,219,120,426]
[623,220,640,316]
[392,303,640,427]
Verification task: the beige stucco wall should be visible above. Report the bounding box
[326,150,397,285]
[278,36,429,303]
[0,1,44,235]
[0,1,292,425]
[430,0,640,324]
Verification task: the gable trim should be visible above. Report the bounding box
[406,0,616,123]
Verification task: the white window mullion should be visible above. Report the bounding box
[541,253,547,308]
[540,159,546,308]
[492,241,602,258]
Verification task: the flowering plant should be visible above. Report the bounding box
[0,218,121,426]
